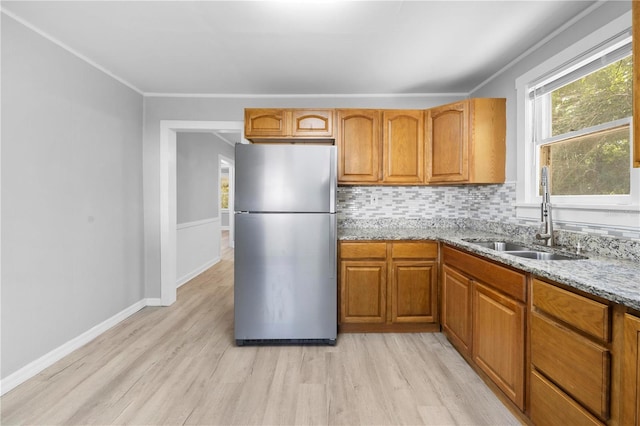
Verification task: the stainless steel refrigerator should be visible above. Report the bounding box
[234,144,337,345]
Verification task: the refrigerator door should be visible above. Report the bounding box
[235,144,336,213]
[234,212,337,343]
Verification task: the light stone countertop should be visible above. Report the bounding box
[339,227,640,311]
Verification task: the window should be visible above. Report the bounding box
[529,36,634,204]
[220,175,229,209]
[516,11,638,229]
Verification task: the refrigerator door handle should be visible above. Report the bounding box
[329,147,337,213]
[329,214,337,279]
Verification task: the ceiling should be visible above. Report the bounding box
[1,0,600,96]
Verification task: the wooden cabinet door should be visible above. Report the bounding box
[337,109,381,183]
[473,282,525,410]
[441,265,473,356]
[426,102,469,183]
[382,110,424,183]
[623,313,640,425]
[340,260,386,324]
[391,260,437,323]
[291,109,333,138]
[244,109,288,137]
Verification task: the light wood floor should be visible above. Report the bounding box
[1,235,520,425]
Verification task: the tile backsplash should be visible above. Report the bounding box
[337,183,640,260]
[337,183,519,224]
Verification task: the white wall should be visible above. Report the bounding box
[176,218,221,287]
[177,132,233,224]
[175,132,233,285]
[1,14,145,381]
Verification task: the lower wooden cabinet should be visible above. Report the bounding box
[530,278,612,424]
[531,311,610,419]
[340,261,387,323]
[530,369,604,426]
[473,282,525,410]
[337,241,638,424]
[623,313,640,425]
[441,245,526,411]
[441,264,473,356]
[339,240,438,332]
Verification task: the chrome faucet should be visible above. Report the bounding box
[535,166,554,246]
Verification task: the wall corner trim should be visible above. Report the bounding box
[0,299,148,396]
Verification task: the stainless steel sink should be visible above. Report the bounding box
[463,239,587,260]
[468,241,531,252]
[504,251,585,260]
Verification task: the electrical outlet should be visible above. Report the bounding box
[444,193,454,204]
[371,195,378,205]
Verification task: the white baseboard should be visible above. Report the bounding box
[144,298,163,307]
[0,299,149,396]
[176,256,220,288]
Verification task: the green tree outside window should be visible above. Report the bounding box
[221,176,229,209]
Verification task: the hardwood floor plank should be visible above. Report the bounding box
[417,405,457,425]
[260,346,303,425]
[294,383,328,425]
[1,238,521,425]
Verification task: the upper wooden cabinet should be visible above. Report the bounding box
[426,98,506,184]
[245,100,505,184]
[337,109,425,185]
[633,1,639,168]
[244,108,334,141]
[244,109,288,138]
[337,109,381,183]
[291,109,333,138]
[382,110,425,184]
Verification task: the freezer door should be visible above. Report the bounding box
[235,144,336,213]
[234,213,337,342]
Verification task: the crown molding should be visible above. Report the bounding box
[143,92,469,99]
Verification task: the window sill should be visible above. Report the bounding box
[516,203,640,230]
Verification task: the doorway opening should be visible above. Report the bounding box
[160,120,243,306]
[219,155,234,250]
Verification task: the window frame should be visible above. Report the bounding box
[515,10,639,231]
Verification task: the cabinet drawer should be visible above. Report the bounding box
[532,279,610,342]
[531,312,610,419]
[391,242,437,259]
[442,246,526,302]
[340,242,387,259]
[530,370,604,426]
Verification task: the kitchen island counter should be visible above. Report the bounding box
[339,227,640,311]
